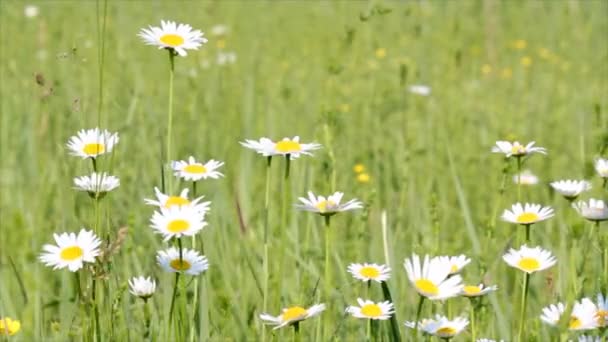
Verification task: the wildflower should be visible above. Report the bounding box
[144,187,210,213]
[403,254,463,300]
[502,245,556,274]
[66,128,119,159]
[259,304,325,329]
[73,172,120,198]
[501,203,554,225]
[128,276,156,300]
[375,48,387,59]
[346,298,394,320]
[157,247,208,275]
[521,56,532,67]
[150,205,207,241]
[595,158,608,178]
[491,141,546,158]
[240,136,322,159]
[577,336,602,342]
[434,254,471,275]
[296,191,362,216]
[550,180,591,201]
[353,164,365,173]
[596,293,607,327]
[408,85,431,96]
[512,170,538,185]
[0,317,20,336]
[460,284,498,297]
[405,315,469,338]
[24,5,39,18]
[540,298,598,330]
[347,263,391,283]
[39,229,101,272]
[138,20,207,57]
[171,156,224,181]
[357,173,371,183]
[513,39,527,50]
[572,199,608,222]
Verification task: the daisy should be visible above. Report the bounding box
[0,317,20,336]
[550,180,591,201]
[572,199,608,222]
[144,187,210,213]
[502,245,556,274]
[596,293,607,327]
[138,20,207,57]
[150,205,207,241]
[513,169,539,185]
[296,191,363,216]
[577,336,602,342]
[345,298,394,320]
[259,304,325,329]
[39,229,101,272]
[501,203,554,225]
[491,141,547,158]
[128,276,156,300]
[460,284,498,297]
[66,128,119,159]
[240,136,322,159]
[157,247,208,276]
[347,263,391,283]
[434,254,471,274]
[421,315,469,338]
[408,85,431,96]
[595,158,608,178]
[171,156,224,181]
[540,298,598,330]
[403,254,463,300]
[73,172,120,198]
[24,5,39,18]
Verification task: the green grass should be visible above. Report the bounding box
[1,1,607,341]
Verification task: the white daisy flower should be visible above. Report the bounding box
[39,229,101,272]
[157,247,208,276]
[502,245,556,274]
[403,254,463,300]
[434,255,471,274]
[345,298,394,320]
[128,276,156,300]
[577,336,602,342]
[347,263,391,283]
[217,51,237,65]
[259,304,325,329]
[550,180,591,200]
[66,128,119,159]
[596,293,607,327]
[513,169,539,185]
[138,20,207,57]
[491,141,547,158]
[408,85,431,96]
[73,172,120,198]
[572,199,608,222]
[240,136,322,159]
[460,284,498,297]
[171,156,224,181]
[24,5,39,18]
[404,318,433,333]
[540,298,598,330]
[421,315,469,338]
[296,191,363,216]
[144,187,210,214]
[150,205,207,241]
[501,203,554,225]
[595,158,608,178]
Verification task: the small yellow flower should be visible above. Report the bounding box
[357,173,371,183]
[513,39,527,50]
[501,68,513,79]
[216,39,226,49]
[375,48,387,59]
[0,317,21,336]
[353,164,365,174]
[481,64,492,75]
[521,56,532,67]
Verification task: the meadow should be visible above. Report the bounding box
[0,1,607,341]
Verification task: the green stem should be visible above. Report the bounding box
[413,296,425,340]
[516,156,522,202]
[189,181,199,341]
[366,318,372,342]
[380,282,401,342]
[525,224,531,244]
[293,322,301,342]
[277,155,291,300]
[518,273,530,341]
[166,50,175,193]
[92,278,101,342]
[323,215,332,340]
[143,299,151,340]
[168,272,180,330]
[262,157,272,342]
[95,0,108,129]
[469,300,476,342]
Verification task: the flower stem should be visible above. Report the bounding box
[95,0,107,129]
[262,156,272,342]
[366,318,372,342]
[380,281,401,342]
[517,273,530,341]
[323,215,332,340]
[168,272,180,330]
[516,156,522,201]
[293,322,301,342]
[525,224,531,243]
[143,299,151,340]
[166,50,175,193]
[413,296,425,340]
[469,299,476,342]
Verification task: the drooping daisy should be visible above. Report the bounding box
[513,169,539,185]
[171,156,224,181]
[595,158,608,178]
[138,20,207,57]
[240,136,322,159]
[403,254,463,300]
[421,315,469,338]
[347,263,391,283]
[0,317,21,336]
[434,255,471,275]
[259,304,325,329]
[540,298,598,330]
[550,180,591,201]
[502,245,556,274]
[596,293,607,327]
[460,284,498,297]
[150,205,207,241]
[345,298,394,320]
[66,128,119,159]
[128,276,156,300]
[73,172,120,198]
[572,199,608,222]
[157,247,208,275]
[501,203,554,225]
[491,141,547,158]
[144,187,210,213]
[296,191,363,216]
[39,229,101,272]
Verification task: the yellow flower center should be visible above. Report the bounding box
[596,310,607,326]
[275,140,301,153]
[511,145,525,155]
[159,34,184,47]
[165,196,190,208]
[436,326,457,335]
[0,318,21,336]
[463,285,481,295]
[83,143,105,156]
[516,212,539,224]
[359,266,380,279]
[414,279,439,296]
[450,265,458,273]
[316,200,336,213]
[167,219,190,233]
[60,246,84,261]
[517,257,540,272]
[183,164,207,174]
[170,259,191,271]
[282,306,307,321]
[569,316,581,329]
[360,304,382,318]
